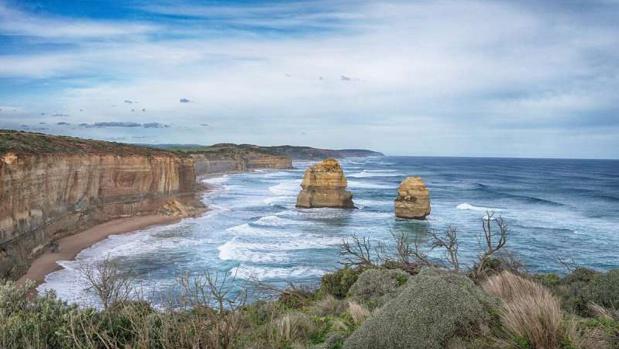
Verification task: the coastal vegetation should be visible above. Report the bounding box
[1,215,617,348]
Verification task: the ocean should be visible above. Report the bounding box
[38,156,619,307]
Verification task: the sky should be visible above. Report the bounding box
[0,0,618,158]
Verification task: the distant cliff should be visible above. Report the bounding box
[184,144,292,176]
[155,143,384,160]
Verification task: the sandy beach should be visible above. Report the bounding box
[19,215,183,286]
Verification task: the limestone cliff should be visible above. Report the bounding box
[394,176,431,219]
[296,158,354,208]
[0,131,202,278]
[190,145,292,176]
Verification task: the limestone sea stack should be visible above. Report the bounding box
[394,176,431,219]
[296,158,355,208]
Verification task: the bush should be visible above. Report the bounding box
[343,268,497,349]
[319,268,363,299]
[347,268,409,309]
[586,269,619,311]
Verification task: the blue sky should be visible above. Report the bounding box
[0,0,618,158]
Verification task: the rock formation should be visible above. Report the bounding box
[296,158,354,208]
[394,176,431,219]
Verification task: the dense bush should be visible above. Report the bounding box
[343,268,498,349]
[319,267,363,299]
[541,268,619,318]
[347,268,409,309]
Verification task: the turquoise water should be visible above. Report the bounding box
[39,157,619,306]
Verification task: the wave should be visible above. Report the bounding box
[202,175,229,186]
[348,170,402,178]
[268,180,301,196]
[231,265,327,280]
[474,184,564,206]
[456,203,503,212]
[254,215,299,227]
[218,239,290,263]
[347,180,393,189]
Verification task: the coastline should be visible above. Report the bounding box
[20,174,226,288]
[18,215,186,286]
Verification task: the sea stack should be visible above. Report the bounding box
[296,158,355,208]
[394,176,431,219]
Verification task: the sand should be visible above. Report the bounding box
[18,215,182,286]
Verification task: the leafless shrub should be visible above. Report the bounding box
[474,212,509,277]
[431,226,460,272]
[339,234,383,268]
[79,256,134,309]
[176,269,247,349]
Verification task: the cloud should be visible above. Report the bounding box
[0,0,618,158]
[0,2,156,40]
[77,121,169,128]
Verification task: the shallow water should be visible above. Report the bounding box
[39,156,619,307]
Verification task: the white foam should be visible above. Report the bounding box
[347,180,392,189]
[202,175,229,186]
[231,265,327,280]
[268,180,301,196]
[218,239,290,263]
[348,170,402,178]
[456,203,503,212]
[254,215,298,227]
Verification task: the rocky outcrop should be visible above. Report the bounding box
[0,131,203,278]
[296,158,354,208]
[394,176,431,219]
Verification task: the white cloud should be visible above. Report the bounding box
[0,0,618,157]
[0,2,156,39]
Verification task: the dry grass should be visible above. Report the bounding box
[482,271,563,348]
[274,312,315,343]
[347,301,370,326]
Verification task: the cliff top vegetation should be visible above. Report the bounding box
[0,130,175,156]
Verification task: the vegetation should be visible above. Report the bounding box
[0,129,171,156]
[1,213,617,348]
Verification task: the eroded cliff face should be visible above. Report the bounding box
[191,152,292,176]
[296,158,355,208]
[0,151,200,278]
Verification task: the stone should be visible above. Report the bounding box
[296,158,354,208]
[394,176,431,219]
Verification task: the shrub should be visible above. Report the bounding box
[586,269,619,311]
[347,268,409,309]
[482,271,563,348]
[319,267,362,299]
[343,268,497,349]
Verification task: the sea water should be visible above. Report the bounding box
[38,157,619,307]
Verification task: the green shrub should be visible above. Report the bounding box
[343,268,498,349]
[319,268,363,299]
[347,268,409,309]
[586,269,619,311]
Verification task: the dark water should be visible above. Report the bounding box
[40,156,619,306]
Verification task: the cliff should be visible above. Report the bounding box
[394,176,431,219]
[187,144,292,176]
[296,158,355,208]
[0,130,202,278]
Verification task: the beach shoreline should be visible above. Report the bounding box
[18,215,187,286]
[20,175,228,288]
